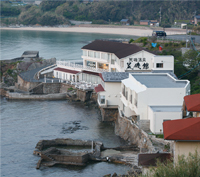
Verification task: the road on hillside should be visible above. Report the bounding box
[165,34,200,44]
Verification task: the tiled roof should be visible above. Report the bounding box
[163,117,200,140]
[82,40,155,59]
[102,72,129,82]
[94,84,105,93]
[184,94,200,112]
[54,67,80,74]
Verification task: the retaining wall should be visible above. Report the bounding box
[100,107,118,122]
[115,115,155,153]
[16,75,40,91]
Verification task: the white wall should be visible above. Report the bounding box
[138,88,186,120]
[121,50,155,72]
[99,82,121,106]
[152,55,174,71]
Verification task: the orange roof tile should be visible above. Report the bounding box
[163,117,200,140]
[184,94,200,112]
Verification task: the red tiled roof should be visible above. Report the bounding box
[99,73,104,81]
[184,94,200,112]
[54,67,80,74]
[163,117,200,140]
[82,70,100,76]
[94,84,105,93]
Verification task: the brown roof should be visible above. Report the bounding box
[163,117,200,141]
[82,70,100,76]
[184,94,200,112]
[81,40,155,59]
[54,67,80,74]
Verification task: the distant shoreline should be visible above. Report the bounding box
[0,26,186,36]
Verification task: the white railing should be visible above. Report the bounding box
[56,60,109,73]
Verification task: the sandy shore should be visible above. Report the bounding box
[1,26,186,36]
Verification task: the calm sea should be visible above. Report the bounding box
[0,29,138,60]
[1,30,138,177]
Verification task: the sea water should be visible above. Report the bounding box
[1,30,138,177]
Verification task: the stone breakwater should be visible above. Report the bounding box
[33,138,141,170]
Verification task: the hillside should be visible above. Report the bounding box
[1,1,200,26]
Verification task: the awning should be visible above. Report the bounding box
[54,67,80,74]
[94,84,105,93]
[163,117,200,140]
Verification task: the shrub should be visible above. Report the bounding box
[129,38,134,43]
[164,43,169,47]
[7,69,13,75]
[68,87,73,91]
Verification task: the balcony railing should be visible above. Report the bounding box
[57,60,109,73]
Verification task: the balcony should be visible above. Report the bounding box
[57,60,109,73]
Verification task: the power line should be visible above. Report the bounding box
[178,38,200,79]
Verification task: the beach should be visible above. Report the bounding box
[1,25,186,36]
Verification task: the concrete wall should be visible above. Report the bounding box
[174,141,200,163]
[7,92,67,100]
[100,107,118,122]
[43,83,61,94]
[51,154,89,163]
[16,75,40,91]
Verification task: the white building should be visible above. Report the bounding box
[95,72,129,107]
[54,40,174,84]
[81,40,174,73]
[119,73,190,134]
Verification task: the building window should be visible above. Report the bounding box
[98,63,109,70]
[122,85,125,97]
[70,75,72,81]
[87,61,96,68]
[156,63,163,68]
[123,104,125,112]
[111,68,116,72]
[101,53,105,59]
[111,59,115,64]
[100,95,105,104]
[88,51,94,57]
[96,52,100,58]
[130,94,132,103]
[125,91,128,100]
[83,50,87,56]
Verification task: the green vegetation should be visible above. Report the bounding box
[140,151,200,177]
[155,134,164,138]
[68,87,74,91]
[1,1,200,27]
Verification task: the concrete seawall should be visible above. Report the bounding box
[7,92,67,100]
